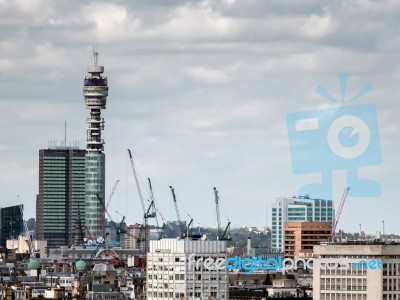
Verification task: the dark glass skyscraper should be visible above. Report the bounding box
[36,147,86,249]
[0,205,24,252]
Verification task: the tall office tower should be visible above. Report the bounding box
[36,148,86,249]
[83,50,108,240]
[271,195,335,252]
[0,205,24,252]
[313,242,400,299]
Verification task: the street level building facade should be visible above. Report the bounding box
[147,238,229,300]
[36,147,86,249]
[313,241,400,300]
[83,50,108,240]
[284,221,331,259]
[271,195,334,252]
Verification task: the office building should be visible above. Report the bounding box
[284,221,331,259]
[124,225,157,253]
[0,205,24,252]
[271,195,334,252]
[83,50,108,240]
[147,238,229,300]
[313,241,400,299]
[124,224,144,251]
[36,147,86,249]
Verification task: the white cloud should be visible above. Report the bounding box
[185,66,228,83]
[299,14,335,38]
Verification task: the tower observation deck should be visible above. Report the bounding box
[83,49,108,240]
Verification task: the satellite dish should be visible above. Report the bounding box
[96,236,105,244]
[88,240,93,246]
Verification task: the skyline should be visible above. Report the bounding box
[0,0,399,234]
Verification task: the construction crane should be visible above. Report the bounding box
[115,211,126,245]
[170,186,186,238]
[330,187,350,240]
[127,149,146,215]
[96,193,125,247]
[128,150,158,252]
[19,204,36,259]
[92,180,119,240]
[134,178,162,253]
[174,189,195,238]
[145,196,173,232]
[147,178,164,238]
[213,187,231,241]
[106,179,120,210]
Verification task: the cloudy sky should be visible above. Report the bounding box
[1,0,399,235]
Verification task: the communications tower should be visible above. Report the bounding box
[83,48,108,239]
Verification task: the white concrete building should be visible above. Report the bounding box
[7,235,48,258]
[147,238,228,300]
[313,242,400,300]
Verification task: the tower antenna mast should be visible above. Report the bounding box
[83,47,108,239]
[93,45,98,66]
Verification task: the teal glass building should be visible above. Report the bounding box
[271,195,335,252]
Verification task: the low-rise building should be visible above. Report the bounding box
[7,235,48,258]
[284,221,331,259]
[313,241,400,300]
[147,238,228,300]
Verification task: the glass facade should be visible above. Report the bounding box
[85,152,105,239]
[0,205,23,252]
[271,196,335,251]
[36,148,86,249]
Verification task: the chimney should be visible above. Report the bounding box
[247,237,252,256]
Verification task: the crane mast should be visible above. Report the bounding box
[115,211,126,245]
[170,186,186,238]
[127,149,146,214]
[106,179,120,210]
[330,187,350,240]
[213,187,231,241]
[213,187,222,239]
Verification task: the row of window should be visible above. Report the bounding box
[147,291,224,298]
[320,292,367,299]
[321,269,367,276]
[148,283,224,290]
[148,273,226,281]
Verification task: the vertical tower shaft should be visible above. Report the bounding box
[83,49,108,240]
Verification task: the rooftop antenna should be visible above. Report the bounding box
[93,45,98,66]
[64,120,67,147]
